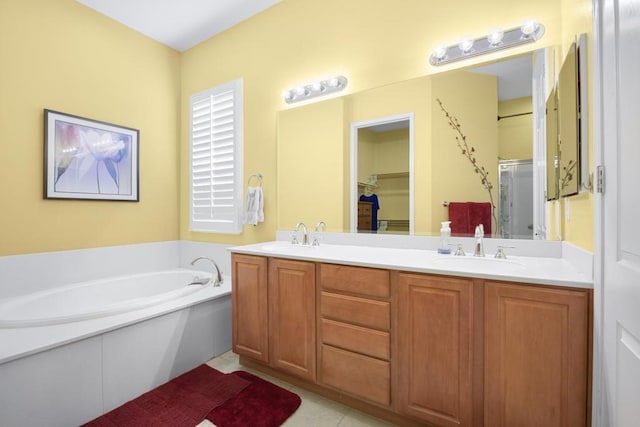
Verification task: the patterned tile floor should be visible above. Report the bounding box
[199,351,393,427]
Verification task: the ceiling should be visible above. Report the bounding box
[76,0,282,51]
[468,55,533,101]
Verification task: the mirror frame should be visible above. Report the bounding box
[350,113,415,234]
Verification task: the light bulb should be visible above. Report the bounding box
[459,37,474,54]
[433,45,448,60]
[295,86,308,96]
[282,89,295,101]
[327,77,340,88]
[311,81,324,92]
[521,19,539,37]
[487,28,504,46]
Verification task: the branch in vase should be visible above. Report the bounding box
[436,98,498,232]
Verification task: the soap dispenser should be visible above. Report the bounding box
[438,221,452,254]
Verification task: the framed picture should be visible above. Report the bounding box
[44,109,139,201]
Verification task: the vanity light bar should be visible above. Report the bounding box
[429,20,545,66]
[282,75,348,104]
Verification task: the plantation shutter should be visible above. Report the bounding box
[190,79,243,233]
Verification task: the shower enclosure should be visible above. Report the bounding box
[498,159,534,239]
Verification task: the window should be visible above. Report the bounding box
[190,78,243,234]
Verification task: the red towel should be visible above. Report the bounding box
[448,202,492,236]
[469,202,492,236]
[448,202,471,235]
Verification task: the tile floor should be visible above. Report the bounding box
[199,350,394,427]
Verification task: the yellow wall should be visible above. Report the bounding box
[2,0,592,256]
[498,97,534,160]
[558,0,594,251]
[357,129,376,182]
[276,98,345,231]
[0,0,181,256]
[431,71,499,233]
[344,76,431,233]
[180,0,564,243]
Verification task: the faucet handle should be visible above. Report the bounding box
[494,245,515,259]
[291,233,299,245]
[448,243,466,256]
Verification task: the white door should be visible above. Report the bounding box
[599,0,640,425]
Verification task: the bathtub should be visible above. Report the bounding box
[0,269,214,328]
[0,268,233,427]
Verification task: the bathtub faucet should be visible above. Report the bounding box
[190,256,223,287]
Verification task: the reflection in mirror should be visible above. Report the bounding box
[276,51,560,239]
[558,42,579,197]
[352,115,413,234]
[546,86,559,201]
[499,159,534,238]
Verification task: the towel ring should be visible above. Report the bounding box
[248,173,263,187]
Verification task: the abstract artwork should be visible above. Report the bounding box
[44,110,139,201]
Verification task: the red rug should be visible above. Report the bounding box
[206,371,302,427]
[83,365,301,427]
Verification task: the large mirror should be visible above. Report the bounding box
[276,47,581,240]
[558,42,579,197]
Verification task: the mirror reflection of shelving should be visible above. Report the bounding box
[357,123,410,234]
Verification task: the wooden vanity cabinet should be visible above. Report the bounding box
[232,254,269,363]
[232,255,316,381]
[268,258,316,381]
[395,272,475,427]
[484,281,590,427]
[233,253,592,427]
[318,264,392,407]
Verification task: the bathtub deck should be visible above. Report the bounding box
[0,278,230,364]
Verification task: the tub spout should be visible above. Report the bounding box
[190,257,223,287]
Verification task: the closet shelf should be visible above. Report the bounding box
[375,172,409,179]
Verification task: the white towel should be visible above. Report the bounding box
[243,186,264,225]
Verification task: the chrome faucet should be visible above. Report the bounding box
[292,222,309,245]
[312,221,326,246]
[473,224,485,257]
[190,256,223,286]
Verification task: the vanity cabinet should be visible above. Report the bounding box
[232,255,316,381]
[268,258,316,381]
[395,272,474,427]
[318,264,392,407]
[484,281,590,427]
[232,254,269,363]
[231,252,592,427]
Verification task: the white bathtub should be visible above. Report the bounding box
[0,268,233,427]
[0,269,213,328]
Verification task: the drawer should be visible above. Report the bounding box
[321,292,390,331]
[320,264,390,298]
[320,344,390,406]
[321,318,390,360]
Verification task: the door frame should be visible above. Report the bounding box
[591,0,605,424]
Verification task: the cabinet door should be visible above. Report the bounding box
[269,258,316,381]
[485,282,589,427]
[396,272,473,427]
[232,254,268,363]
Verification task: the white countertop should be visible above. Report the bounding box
[229,241,593,289]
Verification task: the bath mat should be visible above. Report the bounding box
[83,365,251,427]
[206,370,302,427]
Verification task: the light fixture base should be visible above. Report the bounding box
[429,22,545,66]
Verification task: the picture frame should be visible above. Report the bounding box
[44,109,139,201]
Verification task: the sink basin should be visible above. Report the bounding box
[431,256,525,273]
[260,243,318,253]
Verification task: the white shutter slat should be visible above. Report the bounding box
[189,79,243,233]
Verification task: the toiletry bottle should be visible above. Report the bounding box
[438,221,452,254]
